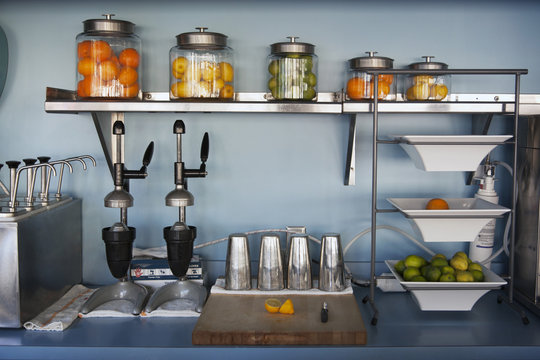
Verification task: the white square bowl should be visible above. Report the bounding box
[385,260,506,311]
[393,135,512,171]
[387,198,510,242]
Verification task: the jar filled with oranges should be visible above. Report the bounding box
[76,14,142,99]
[169,27,234,100]
[267,37,318,101]
[403,56,451,101]
[345,52,396,101]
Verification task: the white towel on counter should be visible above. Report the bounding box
[24,284,96,331]
[211,277,353,296]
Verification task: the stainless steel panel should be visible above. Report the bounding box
[0,198,82,327]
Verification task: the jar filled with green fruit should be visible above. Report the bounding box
[169,27,234,100]
[345,51,396,101]
[267,37,318,101]
[403,56,451,101]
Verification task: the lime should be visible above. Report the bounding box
[440,265,455,275]
[471,270,485,282]
[430,257,449,268]
[421,265,431,278]
[303,72,317,87]
[268,60,280,76]
[454,251,469,260]
[450,256,469,271]
[403,267,421,281]
[425,266,442,282]
[456,270,474,282]
[439,273,456,282]
[302,87,316,100]
[302,56,313,72]
[268,77,277,91]
[411,275,427,282]
[286,53,301,58]
[431,253,447,261]
[394,260,406,274]
[405,255,427,268]
[468,262,483,272]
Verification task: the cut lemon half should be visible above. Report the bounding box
[265,298,282,313]
[278,298,294,315]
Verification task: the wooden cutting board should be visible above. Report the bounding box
[192,293,366,345]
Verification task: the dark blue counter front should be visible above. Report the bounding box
[1,287,540,360]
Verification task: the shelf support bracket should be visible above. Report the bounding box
[344,114,357,186]
[91,111,124,180]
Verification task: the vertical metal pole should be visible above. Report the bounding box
[370,75,379,302]
[509,74,521,303]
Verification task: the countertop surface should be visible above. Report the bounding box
[1,286,540,360]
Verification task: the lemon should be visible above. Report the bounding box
[403,267,421,281]
[219,62,234,82]
[454,251,469,260]
[440,265,455,275]
[406,86,416,100]
[172,56,188,77]
[394,260,406,274]
[412,83,430,100]
[265,298,282,313]
[431,84,448,100]
[414,75,435,85]
[468,262,483,272]
[411,275,427,282]
[472,270,485,282]
[440,273,456,282]
[170,81,193,98]
[450,256,469,271]
[456,270,474,282]
[432,253,447,261]
[279,299,294,315]
[405,255,427,268]
[430,257,449,268]
[425,266,442,282]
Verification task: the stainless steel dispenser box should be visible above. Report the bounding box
[515,116,540,315]
[0,198,82,327]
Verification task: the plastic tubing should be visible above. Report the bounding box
[194,228,321,249]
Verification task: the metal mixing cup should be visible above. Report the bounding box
[257,233,284,290]
[287,234,312,290]
[318,233,345,292]
[225,233,252,290]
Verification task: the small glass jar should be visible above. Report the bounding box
[403,56,451,101]
[345,51,396,101]
[76,14,142,99]
[267,37,318,101]
[169,27,234,100]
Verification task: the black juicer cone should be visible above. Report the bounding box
[103,226,136,279]
[164,226,196,278]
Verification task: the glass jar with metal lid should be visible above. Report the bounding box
[345,51,396,101]
[403,56,451,101]
[267,37,318,101]
[169,27,234,100]
[76,14,142,99]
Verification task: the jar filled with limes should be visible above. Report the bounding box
[403,56,451,101]
[267,37,318,101]
[169,27,234,100]
[76,14,142,99]
[345,51,396,101]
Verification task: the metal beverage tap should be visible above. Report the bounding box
[22,158,37,205]
[55,155,96,199]
[9,162,56,210]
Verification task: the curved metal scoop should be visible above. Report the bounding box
[144,279,207,314]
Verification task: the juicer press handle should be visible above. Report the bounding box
[123,141,154,180]
[183,133,210,178]
[200,132,209,164]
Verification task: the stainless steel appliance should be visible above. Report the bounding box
[515,115,540,315]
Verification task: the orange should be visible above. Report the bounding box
[219,84,234,99]
[98,60,119,81]
[346,77,366,100]
[171,81,193,98]
[278,299,294,315]
[77,40,91,59]
[77,78,90,97]
[377,81,390,98]
[264,298,281,313]
[78,76,103,97]
[119,48,140,68]
[172,56,189,78]
[77,57,97,77]
[120,83,139,98]
[378,74,394,84]
[425,198,450,210]
[219,62,234,82]
[89,40,113,62]
[118,67,138,86]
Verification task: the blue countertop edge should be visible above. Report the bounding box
[1,287,540,360]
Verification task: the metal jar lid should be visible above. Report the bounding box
[409,56,448,70]
[348,51,393,70]
[83,14,135,34]
[176,27,229,49]
[270,37,315,55]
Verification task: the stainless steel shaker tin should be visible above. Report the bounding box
[257,233,284,290]
[225,233,251,290]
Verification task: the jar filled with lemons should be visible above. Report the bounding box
[169,27,234,100]
[403,56,451,101]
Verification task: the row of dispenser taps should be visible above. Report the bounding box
[0,155,96,211]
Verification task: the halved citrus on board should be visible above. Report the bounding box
[278,299,294,315]
[264,298,281,313]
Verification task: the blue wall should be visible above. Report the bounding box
[0,0,538,285]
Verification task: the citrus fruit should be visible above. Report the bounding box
[212,78,225,92]
[171,81,193,98]
[411,83,430,100]
[456,270,474,282]
[89,40,113,62]
[219,62,234,82]
[404,254,427,268]
[450,256,469,271]
[406,86,416,100]
[403,267,421,281]
[278,299,294,314]
[201,62,221,82]
[265,298,281,313]
[118,48,140,68]
[347,77,366,100]
[432,253,447,261]
[303,72,317,87]
[198,81,212,97]
[77,40,91,59]
[414,75,435,85]
[303,87,316,100]
[411,275,426,282]
[118,67,138,86]
[425,198,449,210]
[268,60,280,76]
[172,56,188,77]
[472,270,485,282]
[439,273,456,282]
[120,83,139,98]
[394,260,406,274]
[425,266,442,282]
[454,251,469,260]
[378,74,394,84]
[98,60,119,81]
[220,84,234,99]
[440,265,455,275]
[184,64,202,82]
[421,265,430,277]
[468,262,483,272]
[77,57,97,77]
[430,84,448,100]
[431,257,449,268]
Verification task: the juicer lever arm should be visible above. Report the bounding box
[123,141,154,180]
[184,132,209,178]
